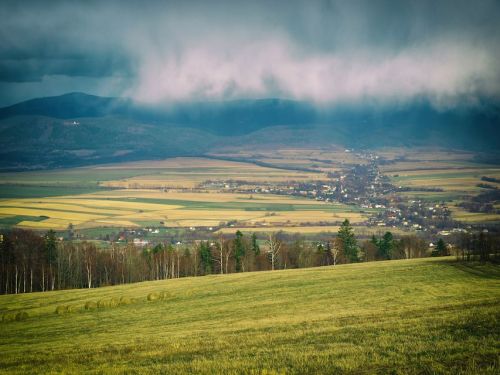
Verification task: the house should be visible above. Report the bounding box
[133,238,149,247]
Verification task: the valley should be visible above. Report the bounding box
[0,148,498,244]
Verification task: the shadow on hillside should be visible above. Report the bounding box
[445,260,500,279]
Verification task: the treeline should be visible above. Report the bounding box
[1,220,498,294]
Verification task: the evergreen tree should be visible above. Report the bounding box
[337,219,358,262]
[44,229,58,266]
[379,232,394,260]
[234,230,245,272]
[199,241,212,274]
[435,238,448,257]
[251,233,260,255]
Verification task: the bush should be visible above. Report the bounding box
[15,311,29,321]
[84,301,98,310]
[55,305,69,315]
[147,292,160,301]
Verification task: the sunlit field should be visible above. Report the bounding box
[1,257,498,374]
[0,157,374,231]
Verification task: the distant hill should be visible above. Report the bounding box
[0,92,499,170]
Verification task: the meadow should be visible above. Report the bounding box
[0,257,498,374]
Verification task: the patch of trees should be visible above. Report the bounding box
[476,183,498,190]
[362,231,428,261]
[454,232,500,262]
[458,189,500,213]
[481,176,500,184]
[2,220,496,295]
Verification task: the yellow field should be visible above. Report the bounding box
[17,218,82,230]
[0,207,106,221]
[0,187,367,230]
[217,224,406,234]
[450,207,500,223]
[209,148,368,173]
[391,168,500,192]
[76,190,325,205]
[217,226,341,234]
[3,152,496,230]
[98,157,327,189]
[378,150,500,223]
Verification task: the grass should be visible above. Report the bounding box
[0,215,47,228]
[0,185,111,199]
[0,257,498,374]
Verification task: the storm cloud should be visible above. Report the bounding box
[1,0,499,107]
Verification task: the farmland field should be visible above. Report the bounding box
[0,257,498,374]
[1,151,498,232]
[0,157,372,232]
[376,149,500,223]
[0,190,367,231]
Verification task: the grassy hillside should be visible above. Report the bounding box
[0,258,499,374]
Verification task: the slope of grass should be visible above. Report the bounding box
[0,258,499,374]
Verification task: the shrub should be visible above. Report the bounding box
[15,311,29,321]
[147,292,160,301]
[84,301,98,310]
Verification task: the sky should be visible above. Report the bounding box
[0,0,499,107]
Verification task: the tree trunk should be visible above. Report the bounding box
[15,265,18,294]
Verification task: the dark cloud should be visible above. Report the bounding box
[0,0,499,106]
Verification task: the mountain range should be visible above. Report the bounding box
[0,92,499,170]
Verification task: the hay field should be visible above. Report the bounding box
[0,189,367,230]
[391,168,500,193]
[378,149,498,195]
[98,157,326,189]
[449,206,500,223]
[209,148,368,173]
[0,157,327,191]
[381,150,500,223]
[0,157,366,231]
[1,258,498,374]
[217,225,342,234]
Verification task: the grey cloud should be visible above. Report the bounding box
[0,0,499,107]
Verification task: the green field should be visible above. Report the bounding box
[1,257,498,374]
[0,157,371,232]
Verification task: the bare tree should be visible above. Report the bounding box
[330,237,343,266]
[266,233,281,271]
[214,233,226,274]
